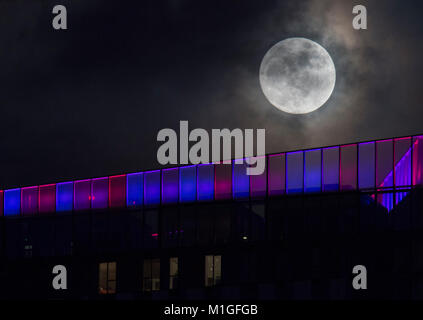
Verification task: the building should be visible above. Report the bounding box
[1,135,423,299]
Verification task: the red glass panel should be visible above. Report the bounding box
[109,175,126,208]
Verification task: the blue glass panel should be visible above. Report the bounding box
[162,168,179,204]
[0,190,3,216]
[179,165,196,203]
[4,188,21,216]
[358,142,375,190]
[232,160,249,199]
[56,182,73,212]
[144,170,161,206]
[197,164,214,201]
[286,152,304,194]
[127,172,143,208]
[305,149,321,193]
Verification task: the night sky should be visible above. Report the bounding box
[1,0,423,189]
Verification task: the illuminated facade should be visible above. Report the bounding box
[1,135,423,216]
[1,135,423,299]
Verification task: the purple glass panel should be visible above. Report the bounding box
[74,179,91,211]
[0,190,3,216]
[21,186,39,215]
[376,140,393,188]
[394,137,412,187]
[197,164,214,201]
[286,152,304,194]
[413,136,423,186]
[322,147,339,192]
[340,144,357,191]
[358,142,375,190]
[377,193,394,212]
[144,170,161,206]
[250,156,267,198]
[268,154,285,196]
[91,177,109,209]
[162,168,179,204]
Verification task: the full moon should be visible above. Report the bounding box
[259,38,336,114]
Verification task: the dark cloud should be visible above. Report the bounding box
[0,0,422,188]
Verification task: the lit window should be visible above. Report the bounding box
[169,257,179,290]
[143,258,160,292]
[98,262,116,295]
[205,255,221,287]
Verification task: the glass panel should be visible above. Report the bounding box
[232,160,249,200]
[376,140,393,188]
[126,172,143,208]
[286,152,303,194]
[413,136,423,186]
[250,156,267,199]
[394,137,412,187]
[179,165,196,203]
[268,154,285,196]
[197,164,214,201]
[91,177,109,210]
[358,142,375,190]
[39,184,56,214]
[162,168,179,204]
[74,179,91,211]
[0,190,3,216]
[322,147,339,192]
[305,149,321,193]
[144,171,161,206]
[4,188,20,216]
[21,186,39,215]
[340,144,357,191]
[109,175,126,208]
[215,163,232,200]
[377,192,394,213]
[56,181,73,212]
